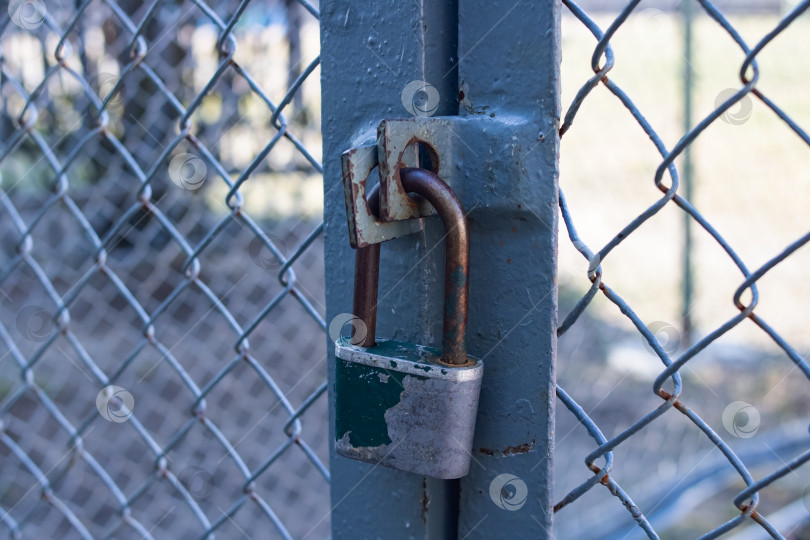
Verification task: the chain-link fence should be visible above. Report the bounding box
[554,1,810,538]
[3,0,810,539]
[0,1,329,538]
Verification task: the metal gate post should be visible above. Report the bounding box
[454,2,559,538]
[321,1,559,538]
[321,1,462,538]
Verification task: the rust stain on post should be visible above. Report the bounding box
[503,439,535,456]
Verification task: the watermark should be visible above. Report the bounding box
[96,385,135,423]
[642,321,681,356]
[321,1,355,34]
[96,72,123,107]
[179,465,215,500]
[401,80,440,117]
[248,235,285,271]
[16,305,55,342]
[631,8,674,46]
[802,484,810,514]
[328,312,369,345]
[721,401,760,439]
[169,153,207,190]
[715,89,753,126]
[489,473,528,511]
[8,0,47,30]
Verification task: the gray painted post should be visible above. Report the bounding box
[321,1,559,537]
[455,2,559,538]
[321,2,461,538]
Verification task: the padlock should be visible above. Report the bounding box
[335,167,483,479]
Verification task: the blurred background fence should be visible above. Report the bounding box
[0,1,329,538]
[554,0,810,538]
[1,0,810,539]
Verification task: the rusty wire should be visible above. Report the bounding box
[0,1,327,539]
[2,0,810,538]
[555,1,810,538]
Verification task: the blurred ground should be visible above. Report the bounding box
[0,190,329,539]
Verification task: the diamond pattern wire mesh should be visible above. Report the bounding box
[555,1,810,538]
[0,1,329,539]
[3,0,810,538]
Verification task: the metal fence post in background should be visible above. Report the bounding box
[681,0,696,347]
[322,1,559,538]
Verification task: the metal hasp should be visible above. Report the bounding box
[377,117,457,221]
[341,145,424,248]
[335,168,483,479]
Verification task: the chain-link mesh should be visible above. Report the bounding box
[555,1,810,538]
[0,1,329,538]
[4,0,810,538]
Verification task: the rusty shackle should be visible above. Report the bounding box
[352,168,470,365]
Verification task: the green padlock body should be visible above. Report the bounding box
[334,337,483,479]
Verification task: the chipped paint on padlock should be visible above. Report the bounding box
[335,338,483,479]
[334,355,424,448]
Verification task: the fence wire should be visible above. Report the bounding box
[0,1,329,539]
[555,1,810,539]
[3,0,810,539]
